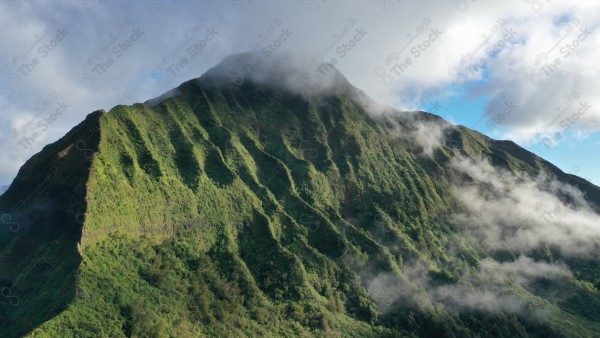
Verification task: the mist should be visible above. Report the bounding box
[361,132,599,322]
[449,155,600,258]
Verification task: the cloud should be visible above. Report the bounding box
[449,156,600,258]
[374,111,452,157]
[365,255,571,318]
[365,260,432,313]
[411,119,450,157]
[198,52,360,101]
[362,153,596,319]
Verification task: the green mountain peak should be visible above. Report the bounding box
[1,55,599,337]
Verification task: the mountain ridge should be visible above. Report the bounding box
[0,56,599,337]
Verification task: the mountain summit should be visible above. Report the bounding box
[1,55,599,337]
[200,52,353,89]
[145,53,356,109]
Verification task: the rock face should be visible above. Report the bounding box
[0,55,599,337]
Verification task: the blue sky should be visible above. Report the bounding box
[435,88,600,184]
[0,0,598,187]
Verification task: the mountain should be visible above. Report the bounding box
[1,54,599,337]
[0,186,8,196]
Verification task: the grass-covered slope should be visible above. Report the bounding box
[1,61,599,337]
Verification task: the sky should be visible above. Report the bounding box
[0,0,599,186]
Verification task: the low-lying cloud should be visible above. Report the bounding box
[362,150,598,321]
[375,112,452,157]
[366,255,571,318]
[450,156,600,258]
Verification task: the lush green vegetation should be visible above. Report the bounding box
[1,67,599,337]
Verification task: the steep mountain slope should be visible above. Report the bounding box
[1,55,599,337]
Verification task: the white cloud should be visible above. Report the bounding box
[450,156,600,257]
[376,112,452,157]
[363,153,599,317]
[366,255,572,317]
